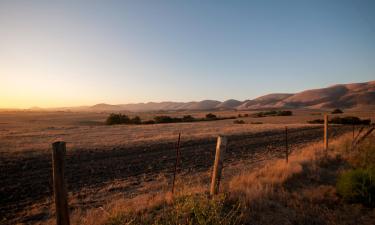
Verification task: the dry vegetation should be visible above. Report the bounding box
[0,110,374,225]
[0,110,373,155]
[54,132,375,225]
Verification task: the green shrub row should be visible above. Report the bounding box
[252,110,292,117]
[308,116,371,125]
[106,113,236,125]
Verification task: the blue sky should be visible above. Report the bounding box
[0,0,374,108]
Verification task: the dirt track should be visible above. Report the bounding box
[0,125,352,223]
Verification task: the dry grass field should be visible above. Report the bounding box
[0,109,374,224]
[1,109,373,155]
[67,132,375,225]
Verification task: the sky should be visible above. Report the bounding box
[0,0,375,108]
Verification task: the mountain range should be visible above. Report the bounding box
[22,80,375,112]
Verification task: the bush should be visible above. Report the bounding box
[308,116,371,125]
[182,115,195,122]
[233,120,245,124]
[107,113,237,125]
[330,116,371,125]
[277,110,293,116]
[336,168,375,207]
[206,113,217,120]
[253,110,292,117]
[130,116,141,124]
[331,108,343,114]
[106,113,130,125]
[154,116,180,123]
[142,120,155,124]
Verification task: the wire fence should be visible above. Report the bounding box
[0,123,369,224]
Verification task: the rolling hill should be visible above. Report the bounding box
[24,80,375,112]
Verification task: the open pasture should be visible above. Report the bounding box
[0,109,373,224]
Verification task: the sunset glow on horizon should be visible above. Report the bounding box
[1,0,375,109]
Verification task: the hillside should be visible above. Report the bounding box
[23,80,375,112]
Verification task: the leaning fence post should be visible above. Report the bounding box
[285,126,289,163]
[324,114,329,154]
[52,141,70,225]
[210,136,227,196]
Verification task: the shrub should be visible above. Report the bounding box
[308,116,371,125]
[330,116,371,125]
[233,120,245,124]
[182,115,195,122]
[331,108,343,114]
[277,110,292,116]
[106,113,130,125]
[142,120,155,124]
[154,116,178,123]
[336,168,375,207]
[130,116,141,124]
[253,110,292,117]
[206,113,217,120]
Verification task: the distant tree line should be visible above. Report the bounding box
[252,110,293,117]
[105,114,142,125]
[308,116,371,125]
[106,113,236,125]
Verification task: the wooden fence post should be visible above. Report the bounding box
[324,114,329,154]
[171,133,181,194]
[52,141,70,225]
[285,126,288,163]
[210,136,227,196]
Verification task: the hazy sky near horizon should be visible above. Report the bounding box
[1,0,375,108]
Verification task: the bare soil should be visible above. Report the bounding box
[0,125,353,224]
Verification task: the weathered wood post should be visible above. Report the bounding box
[210,136,227,196]
[285,126,289,163]
[324,114,329,154]
[171,133,181,194]
[52,141,70,225]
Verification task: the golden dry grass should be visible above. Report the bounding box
[1,110,373,154]
[63,132,375,225]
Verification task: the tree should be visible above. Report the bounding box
[331,109,343,114]
[205,113,217,120]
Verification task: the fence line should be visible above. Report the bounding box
[45,116,367,223]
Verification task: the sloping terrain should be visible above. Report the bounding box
[275,81,375,109]
[237,93,293,110]
[23,81,375,112]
